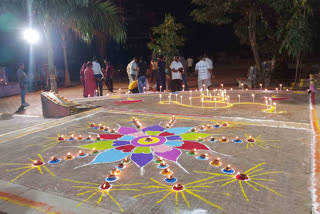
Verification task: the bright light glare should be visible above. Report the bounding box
[23,29,40,44]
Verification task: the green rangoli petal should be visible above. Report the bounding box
[79,140,114,150]
[133,146,152,154]
[178,133,211,141]
[145,131,161,135]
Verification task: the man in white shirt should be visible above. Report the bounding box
[204,54,214,87]
[92,57,104,96]
[127,57,137,84]
[195,55,213,90]
[170,56,183,92]
[187,57,193,74]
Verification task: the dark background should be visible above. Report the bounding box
[0,0,319,82]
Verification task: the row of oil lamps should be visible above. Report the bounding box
[57,134,102,141]
[89,123,118,133]
[197,135,255,143]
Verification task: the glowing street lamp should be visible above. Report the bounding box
[23,28,40,44]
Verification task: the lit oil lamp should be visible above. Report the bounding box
[206,124,212,129]
[96,135,101,141]
[145,136,153,142]
[200,153,208,159]
[58,135,64,141]
[86,135,92,140]
[199,125,205,131]
[247,136,255,142]
[210,136,216,142]
[100,182,111,190]
[78,150,85,156]
[110,129,116,133]
[99,125,104,130]
[51,156,58,162]
[220,136,228,142]
[118,163,124,169]
[224,164,232,172]
[167,175,174,180]
[171,115,176,121]
[236,173,249,180]
[65,152,73,160]
[90,123,95,128]
[68,134,75,140]
[77,135,83,141]
[198,136,203,141]
[107,174,117,181]
[104,126,109,132]
[160,161,167,167]
[222,122,229,127]
[214,124,220,128]
[123,157,130,164]
[172,183,184,191]
[32,160,43,166]
[92,147,98,154]
[210,157,221,166]
[191,128,197,132]
[161,168,172,175]
[189,148,197,155]
[166,123,170,128]
[111,168,121,175]
[233,136,242,143]
[157,157,163,162]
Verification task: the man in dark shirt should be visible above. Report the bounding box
[136,57,147,93]
[156,55,166,92]
[17,63,29,107]
[103,59,114,93]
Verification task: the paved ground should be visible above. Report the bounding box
[0,87,315,214]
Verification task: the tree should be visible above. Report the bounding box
[191,0,268,84]
[57,0,126,87]
[148,14,185,67]
[0,0,126,90]
[277,0,313,86]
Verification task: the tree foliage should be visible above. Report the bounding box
[148,14,185,63]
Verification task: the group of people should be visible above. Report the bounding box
[126,54,214,93]
[80,57,114,97]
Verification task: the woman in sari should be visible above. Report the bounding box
[84,62,96,97]
[80,63,86,97]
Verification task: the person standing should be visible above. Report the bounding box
[17,63,29,107]
[137,57,147,93]
[84,62,96,97]
[150,58,158,85]
[195,55,213,90]
[179,55,189,91]
[127,57,138,84]
[187,56,193,74]
[156,55,166,92]
[204,54,214,87]
[80,63,86,97]
[170,56,183,92]
[104,59,114,93]
[92,57,104,96]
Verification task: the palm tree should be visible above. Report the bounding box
[0,0,126,90]
[58,0,126,87]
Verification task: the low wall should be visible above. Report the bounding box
[0,83,20,98]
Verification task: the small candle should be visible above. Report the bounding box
[210,136,215,141]
[92,147,98,153]
[280,84,283,91]
[221,84,224,90]
[160,85,162,92]
[157,157,163,162]
[276,88,279,95]
[206,124,212,129]
[213,158,220,165]
[167,175,174,180]
[78,150,85,156]
[123,157,129,163]
[201,97,204,108]
[180,95,183,104]
[190,148,197,155]
[221,136,227,142]
[198,136,203,141]
[238,94,240,104]
[58,135,64,141]
[51,156,58,161]
[200,153,208,159]
[104,126,109,132]
[247,136,255,142]
[163,168,170,173]
[66,152,72,159]
[160,161,166,167]
[252,94,255,104]
[225,164,232,171]
[241,83,244,91]
[189,97,192,106]
[159,94,162,103]
[96,135,101,140]
[69,134,75,140]
[33,160,43,166]
[260,83,262,90]
[100,182,111,190]
[273,102,277,112]
[173,183,184,191]
[234,136,240,141]
[176,94,178,102]
[182,85,185,91]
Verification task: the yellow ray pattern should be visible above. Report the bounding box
[194,162,282,201]
[0,154,55,183]
[64,179,142,212]
[134,178,228,213]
